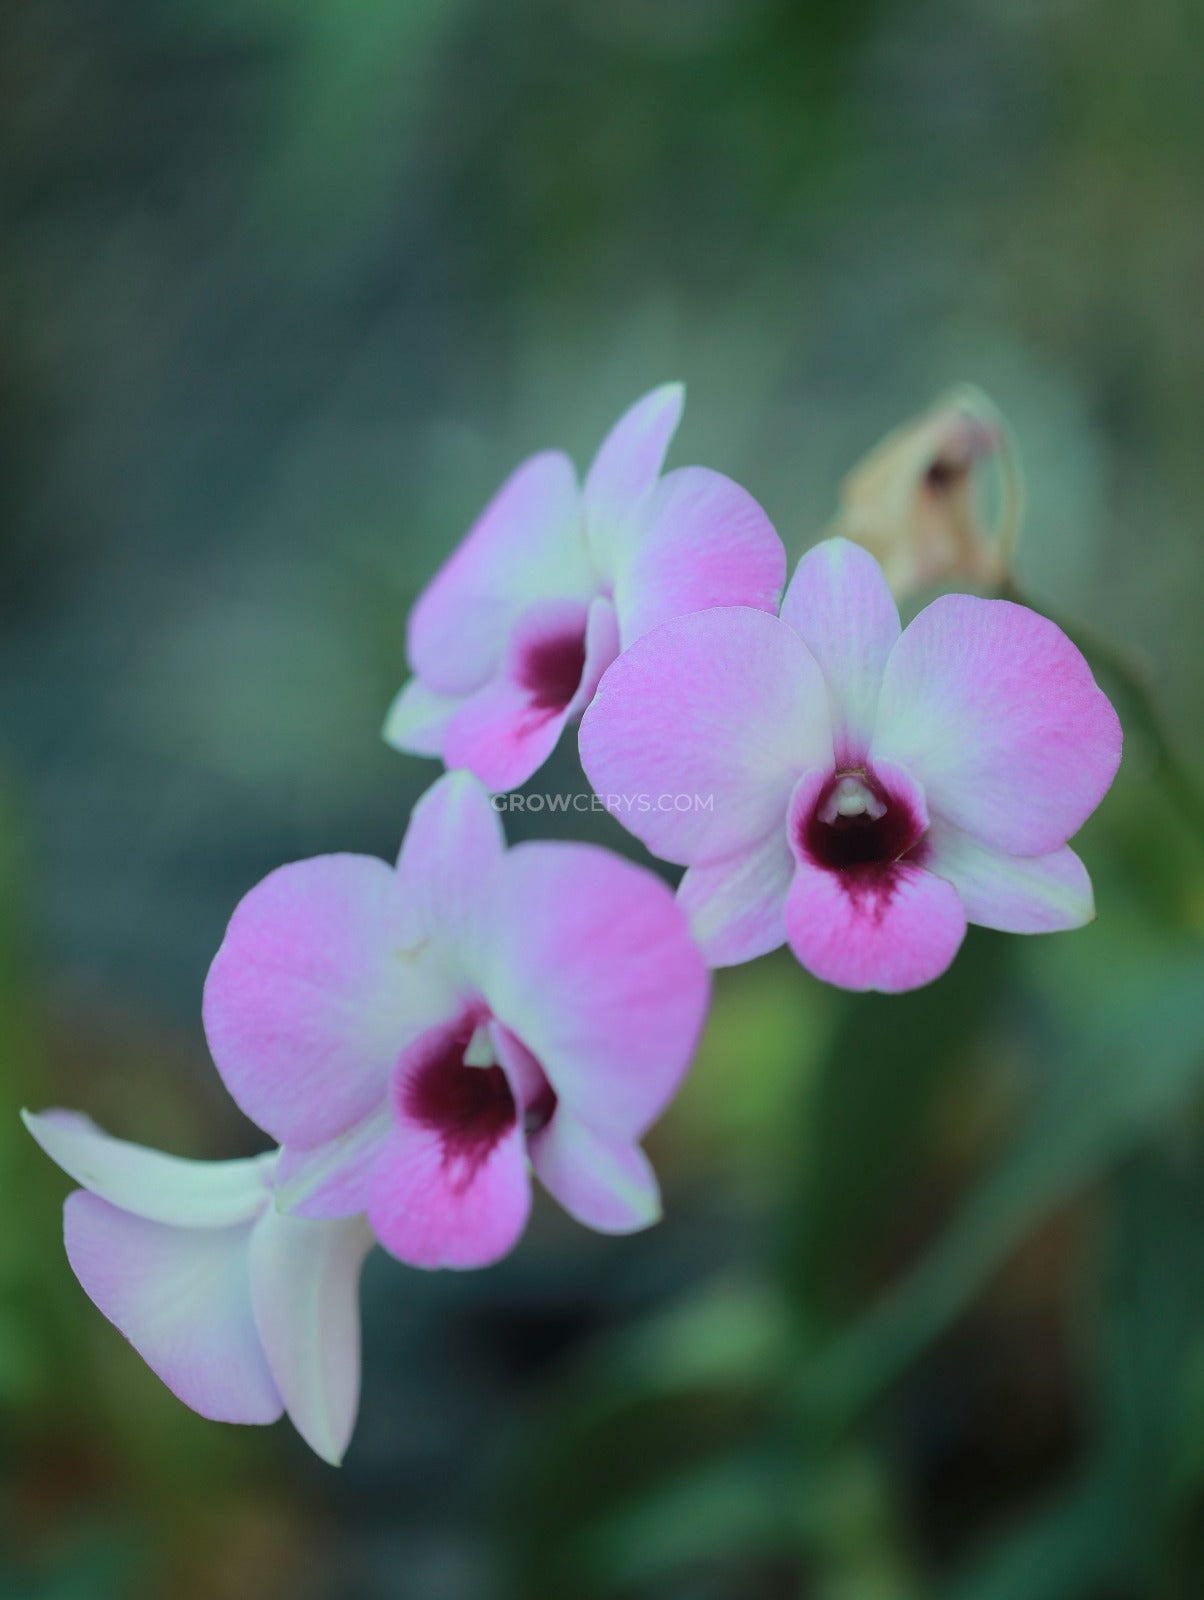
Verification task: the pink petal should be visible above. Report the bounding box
[444,676,572,795]
[490,1021,555,1114]
[583,384,684,577]
[22,1111,271,1227]
[367,1017,532,1268]
[529,1111,661,1234]
[249,1209,374,1465]
[274,1110,392,1218]
[676,828,794,967]
[484,842,709,1140]
[784,859,966,993]
[63,1192,282,1425]
[368,1119,531,1270]
[441,596,621,793]
[568,595,622,716]
[394,769,507,974]
[780,538,900,764]
[614,467,785,647]
[407,450,592,696]
[871,597,1123,855]
[381,678,463,759]
[440,597,587,792]
[203,855,440,1149]
[923,818,1095,932]
[580,607,833,866]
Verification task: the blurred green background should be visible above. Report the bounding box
[2,1,1203,1596]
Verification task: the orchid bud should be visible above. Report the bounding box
[829,386,1023,600]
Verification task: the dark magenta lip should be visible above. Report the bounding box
[800,767,927,877]
[397,1012,558,1189]
[517,625,588,713]
[399,1013,517,1187]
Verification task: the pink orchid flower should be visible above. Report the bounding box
[383,385,785,791]
[580,537,1122,993]
[202,770,710,1269]
[22,1109,372,1464]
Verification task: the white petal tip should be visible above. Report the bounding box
[21,1107,63,1136]
[381,679,459,758]
[300,1431,346,1468]
[22,1106,88,1156]
[380,691,416,752]
[610,1195,663,1235]
[642,379,684,404]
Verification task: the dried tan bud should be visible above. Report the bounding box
[830,386,1023,599]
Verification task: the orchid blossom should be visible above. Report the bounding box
[580,537,1122,993]
[202,770,710,1269]
[22,1110,371,1464]
[383,385,785,790]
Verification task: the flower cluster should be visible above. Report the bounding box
[25,386,1121,1461]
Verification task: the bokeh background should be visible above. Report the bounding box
[3,1,1203,1596]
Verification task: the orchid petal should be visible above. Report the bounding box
[381,678,463,759]
[203,854,439,1149]
[780,538,900,764]
[784,859,966,993]
[407,450,591,696]
[583,384,684,577]
[484,842,709,1139]
[439,595,620,792]
[394,769,507,982]
[490,1022,554,1113]
[530,1112,661,1234]
[22,1110,271,1227]
[368,1119,531,1270]
[580,607,832,866]
[249,1208,374,1465]
[440,598,586,793]
[676,827,794,967]
[872,597,1122,855]
[443,676,572,795]
[568,594,622,716]
[614,467,785,647]
[274,1110,392,1219]
[924,819,1096,932]
[63,1192,282,1425]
